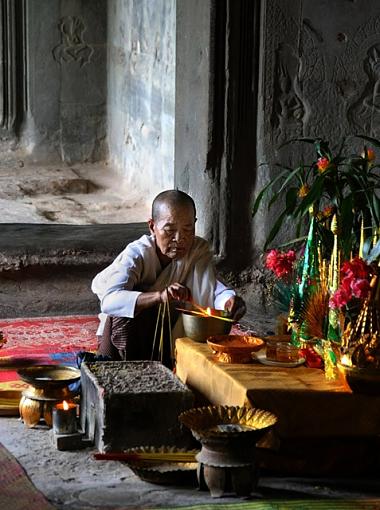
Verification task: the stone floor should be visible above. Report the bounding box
[0,162,150,224]
[1,412,380,509]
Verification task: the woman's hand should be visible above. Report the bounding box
[160,283,191,303]
[224,295,246,321]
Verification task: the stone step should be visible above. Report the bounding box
[0,223,148,318]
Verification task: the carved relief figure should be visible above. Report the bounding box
[52,16,93,67]
[271,43,307,143]
[348,44,380,137]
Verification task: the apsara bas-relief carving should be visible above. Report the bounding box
[344,14,380,139]
[52,16,93,67]
[348,44,380,137]
[271,43,309,144]
[264,1,380,146]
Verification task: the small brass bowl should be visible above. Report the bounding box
[17,364,81,389]
[337,362,380,395]
[179,405,277,441]
[207,335,264,363]
[122,446,198,485]
[182,309,232,342]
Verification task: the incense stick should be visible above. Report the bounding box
[94,451,197,462]
[175,308,235,323]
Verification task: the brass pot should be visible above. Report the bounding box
[182,310,232,342]
[337,362,380,395]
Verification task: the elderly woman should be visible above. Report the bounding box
[92,189,246,366]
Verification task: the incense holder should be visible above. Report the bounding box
[179,405,277,497]
[182,309,232,342]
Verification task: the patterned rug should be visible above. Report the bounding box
[0,315,98,414]
[0,441,55,510]
[145,501,380,510]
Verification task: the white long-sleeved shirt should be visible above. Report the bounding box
[92,234,235,322]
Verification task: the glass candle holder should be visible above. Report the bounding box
[52,400,77,435]
[265,341,278,361]
[276,343,300,363]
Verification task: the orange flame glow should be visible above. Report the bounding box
[206,307,212,316]
[340,354,352,367]
[62,400,69,411]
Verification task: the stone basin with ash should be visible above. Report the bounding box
[80,361,194,452]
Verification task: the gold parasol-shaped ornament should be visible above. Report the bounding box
[341,268,380,369]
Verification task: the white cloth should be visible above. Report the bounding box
[92,234,235,335]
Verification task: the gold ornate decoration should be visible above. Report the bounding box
[179,405,277,439]
[341,271,380,369]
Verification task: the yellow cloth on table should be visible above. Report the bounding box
[175,337,380,439]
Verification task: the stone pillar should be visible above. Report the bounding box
[107,0,175,202]
[175,0,227,257]
[0,0,23,138]
[175,0,260,270]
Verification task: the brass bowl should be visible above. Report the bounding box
[207,335,264,363]
[17,364,81,389]
[337,362,380,395]
[182,309,232,342]
[179,405,277,441]
[123,446,198,485]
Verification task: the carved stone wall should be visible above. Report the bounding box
[0,0,108,163]
[107,0,175,202]
[23,0,107,163]
[255,0,380,251]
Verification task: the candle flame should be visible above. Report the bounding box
[341,354,352,367]
[62,400,69,411]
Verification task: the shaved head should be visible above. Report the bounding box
[151,190,196,221]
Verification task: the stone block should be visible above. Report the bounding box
[50,429,86,451]
[80,361,194,452]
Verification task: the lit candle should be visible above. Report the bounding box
[52,400,77,435]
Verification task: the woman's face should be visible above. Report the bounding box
[148,203,196,262]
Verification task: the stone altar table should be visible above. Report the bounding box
[175,338,380,474]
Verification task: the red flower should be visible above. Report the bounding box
[329,288,351,309]
[330,257,372,309]
[351,278,371,299]
[300,347,323,369]
[341,257,371,280]
[317,157,331,173]
[265,249,296,279]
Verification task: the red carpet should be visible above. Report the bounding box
[0,315,98,414]
[0,441,55,510]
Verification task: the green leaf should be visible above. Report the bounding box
[362,237,373,260]
[355,134,380,149]
[264,210,288,249]
[278,137,318,150]
[285,187,298,214]
[315,139,332,160]
[278,165,307,194]
[252,184,272,218]
[277,235,307,249]
[294,176,324,217]
[340,195,354,250]
[366,238,380,263]
[373,195,380,227]
[252,167,292,217]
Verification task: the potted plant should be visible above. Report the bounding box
[253,135,380,381]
